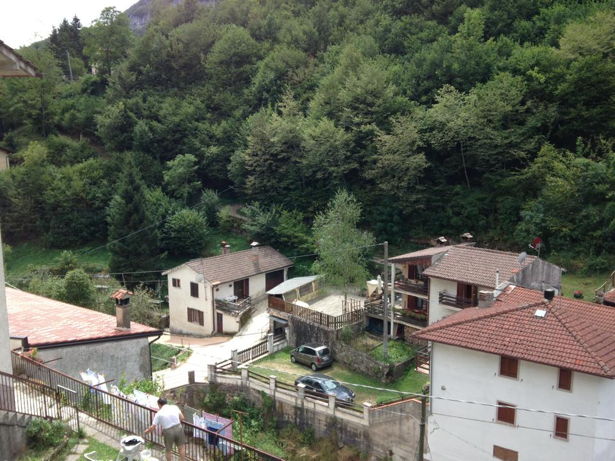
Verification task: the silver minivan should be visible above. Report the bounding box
[290,343,333,371]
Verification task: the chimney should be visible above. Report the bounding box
[544,288,556,302]
[220,241,230,255]
[436,236,448,246]
[461,232,474,242]
[111,289,133,330]
[250,241,260,263]
[478,290,495,308]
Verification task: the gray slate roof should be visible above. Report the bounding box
[168,246,292,284]
[422,246,536,289]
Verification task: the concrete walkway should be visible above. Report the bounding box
[155,299,271,389]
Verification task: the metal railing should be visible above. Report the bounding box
[438,291,476,308]
[215,296,252,313]
[11,352,283,461]
[394,278,428,296]
[365,301,428,327]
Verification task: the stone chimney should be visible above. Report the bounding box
[478,290,495,308]
[110,289,133,330]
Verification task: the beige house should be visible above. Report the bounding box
[0,147,11,171]
[164,244,292,336]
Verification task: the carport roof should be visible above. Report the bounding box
[266,276,319,295]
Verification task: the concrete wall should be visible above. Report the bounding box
[428,277,490,324]
[168,265,214,336]
[171,378,422,461]
[216,310,240,334]
[429,343,615,461]
[512,259,562,292]
[35,336,153,383]
[0,230,11,374]
[0,411,32,461]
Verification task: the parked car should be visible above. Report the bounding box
[294,374,355,403]
[290,343,333,370]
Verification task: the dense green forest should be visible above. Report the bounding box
[1,0,614,276]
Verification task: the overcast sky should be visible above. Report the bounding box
[1,1,137,49]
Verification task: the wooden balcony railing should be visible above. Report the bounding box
[394,278,428,295]
[438,291,475,308]
[365,301,428,327]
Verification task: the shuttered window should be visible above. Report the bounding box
[558,368,572,391]
[497,401,516,425]
[187,308,204,326]
[555,416,569,440]
[190,282,199,298]
[172,278,181,288]
[499,356,519,378]
[493,445,518,461]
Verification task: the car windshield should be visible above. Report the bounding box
[321,380,338,391]
[318,348,330,356]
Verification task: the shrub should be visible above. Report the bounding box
[26,418,67,450]
[340,326,353,344]
[198,189,221,227]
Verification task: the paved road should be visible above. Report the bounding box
[154,300,271,389]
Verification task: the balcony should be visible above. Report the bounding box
[215,296,252,316]
[366,300,428,328]
[438,291,475,309]
[394,278,428,296]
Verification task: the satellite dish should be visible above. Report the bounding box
[517,252,527,265]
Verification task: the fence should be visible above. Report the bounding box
[217,334,287,372]
[237,339,268,364]
[269,299,365,329]
[11,352,283,461]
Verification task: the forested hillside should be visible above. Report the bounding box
[1,0,614,273]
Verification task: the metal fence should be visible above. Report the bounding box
[11,352,284,461]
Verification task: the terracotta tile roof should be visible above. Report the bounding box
[389,246,453,263]
[604,290,615,304]
[167,246,292,284]
[7,287,161,347]
[422,246,536,288]
[414,286,615,378]
[110,288,133,300]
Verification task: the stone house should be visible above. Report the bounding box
[164,244,292,336]
[414,286,615,461]
[7,287,162,382]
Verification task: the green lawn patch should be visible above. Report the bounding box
[151,343,192,372]
[6,242,110,279]
[79,437,119,460]
[561,270,610,300]
[251,347,428,404]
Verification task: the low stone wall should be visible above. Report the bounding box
[333,341,414,383]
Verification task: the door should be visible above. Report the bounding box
[216,313,223,333]
[233,278,249,299]
[266,270,285,291]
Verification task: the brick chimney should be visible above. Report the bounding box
[110,289,133,330]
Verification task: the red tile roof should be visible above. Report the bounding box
[414,286,615,378]
[166,246,292,284]
[110,288,133,300]
[604,290,615,304]
[7,287,161,347]
[422,246,536,288]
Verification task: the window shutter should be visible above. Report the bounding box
[407,265,417,279]
[500,357,518,378]
[558,369,572,390]
[555,417,569,439]
[497,402,516,425]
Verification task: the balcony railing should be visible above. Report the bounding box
[365,301,428,328]
[439,291,475,308]
[394,278,428,295]
[215,296,252,314]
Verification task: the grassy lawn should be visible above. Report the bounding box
[560,270,611,300]
[151,343,192,372]
[79,437,119,460]
[6,242,110,278]
[250,348,428,404]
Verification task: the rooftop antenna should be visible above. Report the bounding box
[517,251,527,265]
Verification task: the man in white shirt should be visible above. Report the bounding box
[144,397,186,461]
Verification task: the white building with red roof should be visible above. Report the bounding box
[414,286,615,461]
[7,287,162,382]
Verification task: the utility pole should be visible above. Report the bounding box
[66,50,73,81]
[382,241,389,359]
[418,392,427,461]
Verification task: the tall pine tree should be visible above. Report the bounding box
[107,157,159,279]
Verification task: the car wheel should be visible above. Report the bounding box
[311,363,318,371]
[291,355,296,363]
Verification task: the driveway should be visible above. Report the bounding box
[154,299,271,389]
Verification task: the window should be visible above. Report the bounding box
[172,278,181,288]
[555,416,569,440]
[493,445,518,461]
[190,282,199,298]
[500,356,519,378]
[497,401,516,425]
[187,308,204,326]
[558,368,572,391]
